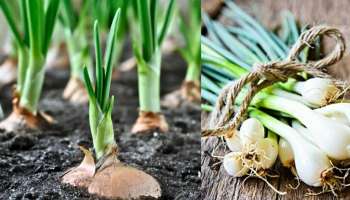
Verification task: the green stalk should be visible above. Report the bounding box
[83,10,120,159]
[178,0,200,84]
[19,54,45,113]
[138,50,161,112]
[132,0,175,114]
[185,61,200,83]
[16,46,29,94]
[65,30,90,79]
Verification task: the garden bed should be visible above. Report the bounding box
[0,52,201,200]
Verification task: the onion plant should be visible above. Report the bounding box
[0,0,60,131]
[162,0,201,107]
[62,10,161,199]
[59,0,93,104]
[202,2,350,194]
[131,0,175,133]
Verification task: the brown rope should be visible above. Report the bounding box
[202,25,346,138]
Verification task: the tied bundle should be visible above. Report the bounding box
[203,25,346,138]
[202,6,350,195]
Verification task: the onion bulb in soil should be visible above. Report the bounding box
[131,111,169,133]
[0,57,17,89]
[63,146,161,199]
[162,81,201,108]
[0,95,54,132]
[62,77,89,104]
[62,11,161,199]
[88,151,161,199]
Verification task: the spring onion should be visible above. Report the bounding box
[0,0,60,131]
[59,0,92,104]
[162,0,201,107]
[131,0,175,133]
[62,11,161,199]
[249,109,334,187]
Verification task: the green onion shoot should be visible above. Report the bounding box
[62,10,161,199]
[59,0,93,104]
[0,0,60,132]
[162,0,201,108]
[131,0,176,133]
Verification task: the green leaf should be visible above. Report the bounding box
[61,0,77,31]
[26,0,44,57]
[137,0,153,61]
[94,20,103,104]
[19,0,29,46]
[42,0,60,55]
[157,0,175,46]
[0,1,23,47]
[83,66,95,100]
[102,10,120,110]
[95,109,115,159]
[150,0,157,50]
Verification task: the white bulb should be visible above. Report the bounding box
[294,78,340,107]
[223,152,248,177]
[240,118,265,145]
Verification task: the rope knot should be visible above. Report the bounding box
[202,25,346,138]
[253,62,290,83]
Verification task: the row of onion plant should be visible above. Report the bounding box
[202,1,350,195]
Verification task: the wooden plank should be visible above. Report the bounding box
[201,1,350,199]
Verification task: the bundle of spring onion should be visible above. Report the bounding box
[62,10,161,199]
[202,2,350,195]
[162,0,201,108]
[59,0,93,104]
[130,0,175,133]
[0,0,60,132]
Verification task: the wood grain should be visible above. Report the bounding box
[201,0,350,199]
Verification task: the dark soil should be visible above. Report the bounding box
[0,52,201,200]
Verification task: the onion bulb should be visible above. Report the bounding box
[293,78,340,107]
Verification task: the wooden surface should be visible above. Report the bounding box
[201,0,350,199]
